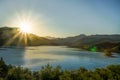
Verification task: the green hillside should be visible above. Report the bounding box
[0,27,53,47]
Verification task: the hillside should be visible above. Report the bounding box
[0,27,120,53]
[0,27,53,47]
[54,34,120,53]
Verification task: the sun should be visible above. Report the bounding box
[19,22,31,33]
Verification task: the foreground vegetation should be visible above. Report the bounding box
[0,58,120,80]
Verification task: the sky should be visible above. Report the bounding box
[0,0,120,37]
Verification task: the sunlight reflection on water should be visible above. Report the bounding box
[0,46,120,71]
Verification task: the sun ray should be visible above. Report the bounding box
[3,11,43,47]
[17,32,24,46]
[3,31,21,47]
[27,33,34,45]
[2,28,30,47]
[24,32,28,46]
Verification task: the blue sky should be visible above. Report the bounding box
[0,0,120,37]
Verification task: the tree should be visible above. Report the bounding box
[0,57,8,78]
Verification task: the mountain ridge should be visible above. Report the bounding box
[0,27,120,53]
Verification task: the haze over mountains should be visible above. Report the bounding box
[0,27,120,53]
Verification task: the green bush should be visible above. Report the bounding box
[0,58,120,80]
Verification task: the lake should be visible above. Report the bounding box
[0,46,120,71]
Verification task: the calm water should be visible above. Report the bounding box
[0,46,120,71]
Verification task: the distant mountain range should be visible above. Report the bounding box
[53,34,120,53]
[0,27,120,53]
